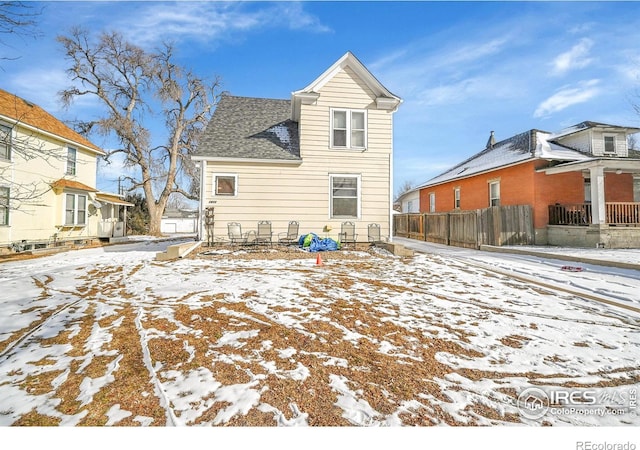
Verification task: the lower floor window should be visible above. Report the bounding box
[65,193,87,225]
[330,174,360,218]
[0,186,9,225]
[489,181,500,207]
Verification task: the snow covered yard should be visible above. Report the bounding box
[0,239,639,428]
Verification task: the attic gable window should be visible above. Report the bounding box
[331,109,367,149]
[604,135,616,154]
[0,124,11,160]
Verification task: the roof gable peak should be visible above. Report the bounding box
[291,51,401,120]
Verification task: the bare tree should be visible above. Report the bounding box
[58,28,222,235]
[1,2,42,61]
[394,179,415,202]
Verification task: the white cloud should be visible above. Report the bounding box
[115,2,330,47]
[551,38,594,75]
[533,79,601,118]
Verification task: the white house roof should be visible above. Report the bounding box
[290,52,402,121]
[548,121,640,140]
[417,129,590,189]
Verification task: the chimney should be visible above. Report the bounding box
[487,131,496,149]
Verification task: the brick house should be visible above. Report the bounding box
[412,122,640,248]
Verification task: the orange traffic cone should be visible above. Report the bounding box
[316,253,323,266]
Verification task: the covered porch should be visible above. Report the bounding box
[96,193,134,241]
[540,158,640,248]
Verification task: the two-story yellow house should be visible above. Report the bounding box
[192,52,402,243]
[0,88,131,253]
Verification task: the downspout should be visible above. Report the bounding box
[389,116,394,243]
[197,161,205,242]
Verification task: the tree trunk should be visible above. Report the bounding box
[147,203,165,236]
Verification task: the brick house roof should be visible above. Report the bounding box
[0,88,104,155]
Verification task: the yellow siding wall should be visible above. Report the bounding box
[0,126,100,246]
[203,66,394,242]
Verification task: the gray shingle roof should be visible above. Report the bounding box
[194,95,300,161]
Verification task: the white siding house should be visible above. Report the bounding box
[192,52,401,244]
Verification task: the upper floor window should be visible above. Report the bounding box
[454,187,461,209]
[330,174,360,218]
[603,135,616,154]
[0,124,11,160]
[489,181,500,207]
[0,186,9,226]
[65,193,87,226]
[214,174,237,196]
[429,192,436,212]
[331,109,367,149]
[66,147,77,175]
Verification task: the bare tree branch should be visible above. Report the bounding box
[57,29,222,235]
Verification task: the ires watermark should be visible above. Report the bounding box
[516,386,637,420]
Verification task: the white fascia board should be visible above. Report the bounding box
[291,52,401,112]
[538,158,640,175]
[0,113,106,156]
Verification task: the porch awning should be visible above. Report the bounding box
[96,193,134,207]
[537,158,640,175]
[50,178,99,193]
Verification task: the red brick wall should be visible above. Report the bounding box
[418,162,635,229]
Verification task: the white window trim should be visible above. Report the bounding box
[330,108,367,150]
[329,173,361,219]
[0,185,9,226]
[603,134,617,154]
[454,187,461,209]
[429,192,436,213]
[489,180,500,207]
[213,173,238,197]
[66,147,77,176]
[64,192,87,226]
[0,123,11,161]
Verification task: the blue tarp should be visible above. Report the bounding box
[298,233,340,252]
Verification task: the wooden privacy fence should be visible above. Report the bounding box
[394,205,534,249]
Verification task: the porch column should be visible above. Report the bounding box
[589,166,606,224]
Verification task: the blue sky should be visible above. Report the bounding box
[3,1,640,198]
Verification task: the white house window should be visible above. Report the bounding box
[331,109,367,149]
[65,193,87,225]
[454,187,461,209]
[633,177,640,202]
[0,186,9,225]
[66,147,77,175]
[1,124,11,160]
[214,174,237,196]
[604,135,616,154]
[489,181,500,207]
[584,177,592,203]
[330,174,360,218]
[429,192,436,212]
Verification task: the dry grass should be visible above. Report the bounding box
[2,243,638,427]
